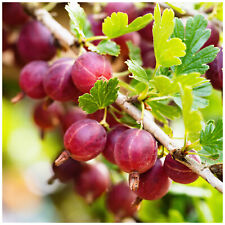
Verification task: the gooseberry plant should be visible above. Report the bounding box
[7,1,223,222]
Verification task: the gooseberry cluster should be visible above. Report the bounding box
[4,2,222,222]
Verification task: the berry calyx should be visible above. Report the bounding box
[49,152,82,184]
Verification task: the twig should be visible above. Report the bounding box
[22,3,223,193]
[22,3,79,53]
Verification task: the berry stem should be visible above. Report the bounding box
[85,35,107,43]
[140,101,145,130]
[119,80,138,94]
[99,107,110,131]
[148,96,173,102]
[152,63,160,78]
[11,92,25,104]
[109,105,123,115]
[129,171,140,191]
[113,70,130,78]
[54,150,70,166]
[108,108,123,125]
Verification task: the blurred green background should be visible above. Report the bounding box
[2,2,223,223]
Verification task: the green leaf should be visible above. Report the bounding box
[174,15,220,75]
[151,72,209,97]
[200,120,223,154]
[181,85,202,142]
[152,73,212,110]
[79,78,119,114]
[153,4,186,67]
[125,60,150,85]
[88,40,120,56]
[174,81,212,110]
[199,149,223,165]
[102,12,153,39]
[65,2,87,38]
[150,75,178,96]
[147,101,181,122]
[126,41,142,66]
[172,18,184,41]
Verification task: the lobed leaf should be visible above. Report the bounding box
[102,12,153,39]
[181,85,202,142]
[174,15,220,75]
[65,2,87,38]
[79,78,119,114]
[198,120,223,164]
[153,4,186,68]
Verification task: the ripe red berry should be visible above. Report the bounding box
[50,153,82,184]
[114,128,157,190]
[33,101,63,130]
[61,107,87,132]
[64,119,107,161]
[104,3,137,23]
[74,162,110,203]
[114,128,157,173]
[206,47,223,91]
[102,125,128,164]
[201,23,220,49]
[19,61,48,99]
[71,52,112,93]
[114,32,141,58]
[138,5,154,43]
[164,151,201,184]
[106,182,138,220]
[135,158,172,200]
[3,3,29,26]
[44,58,81,102]
[17,20,56,63]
